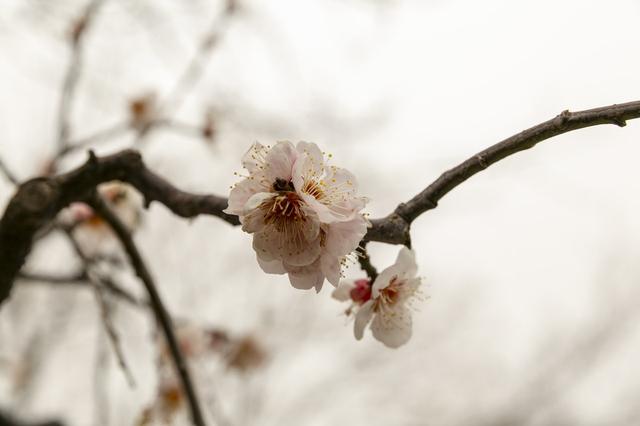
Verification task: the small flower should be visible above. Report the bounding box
[332,247,423,348]
[61,182,142,254]
[225,141,368,291]
[64,182,141,230]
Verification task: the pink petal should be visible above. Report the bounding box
[264,141,297,183]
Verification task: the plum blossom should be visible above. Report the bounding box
[225,141,368,291]
[60,182,142,254]
[332,247,423,348]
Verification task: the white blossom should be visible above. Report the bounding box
[225,141,368,291]
[332,247,423,348]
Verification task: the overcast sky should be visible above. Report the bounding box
[1,0,640,425]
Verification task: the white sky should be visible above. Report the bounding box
[1,0,640,425]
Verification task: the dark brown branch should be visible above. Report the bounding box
[3,101,640,305]
[18,270,87,284]
[0,411,63,426]
[356,243,378,281]
[0,149,236,306]
[395,101,640,225]
[86,194,206,426]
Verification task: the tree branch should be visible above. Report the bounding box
[86,194,206,426]
[3,101,640,305]
[57,0,107,152]
[395,101,640,225]
[0,411,63,426]
[17,270,144,308]
[356,243,378,281]
[0,149,235,306]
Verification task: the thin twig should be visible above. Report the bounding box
[0,411,64,426]
[367,100,640,245]
[396,102,640,224]
[131,6,234,149]
[51,227,140,384]
[0,157,19,185]
[356,243,378,281]
[56,0,107,153]
[160,3,235,117]
[93,325,111,426]
[61,121,131,156]
[18,270,87,284]
[86,193,207,426]
[87,269,137,387]
[18,269,144,308]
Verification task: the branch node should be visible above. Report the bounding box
[612,117,627,127]
[87,149,98,165]
[142,196,153,209]
[476,153,489,169]
[553,109,572,129]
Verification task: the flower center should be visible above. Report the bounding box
[262,192,306,231]
[374,276,402,311]
[302,179,325,200]
[272,178,295,192]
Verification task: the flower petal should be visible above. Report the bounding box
[295,141,324,177]
[243,192,274,214]
[324,215,368,258]
[371,247,417,298]
[264,141,297,182]
[370,304,412,348]
[286,261,325,291]
[371,263,401,298]
[241,142,269,174]
[395,246,418,280]
[298,166,366,223]
[256,256,286,275]
[225,177,268,218]
[252,213,322,267]
[241,192,275,233]
[353,300,375,340]
[331,281,355,301]
[320,254,341,286]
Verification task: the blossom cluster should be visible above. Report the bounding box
[225,141,369,291]
[332,247,423,348]
[227,141,425,348]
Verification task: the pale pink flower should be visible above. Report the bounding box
[332,247,423,348]
[61,182,142,254]
[225,141,368,291]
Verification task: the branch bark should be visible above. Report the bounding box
[0,149,236,306]
[86,194,207,426]
[2,101,640,304]
[395,101,640,224]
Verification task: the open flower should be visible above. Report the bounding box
[225,141,368,291]
[332,247,423,348]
